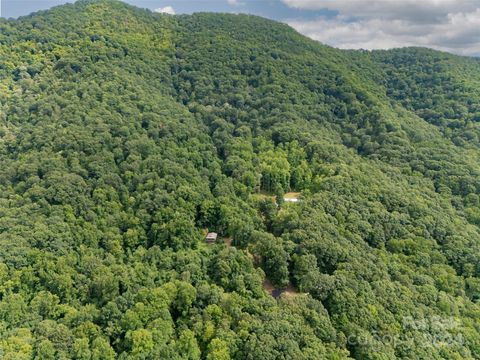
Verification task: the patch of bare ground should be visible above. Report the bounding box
[283,192,301,200]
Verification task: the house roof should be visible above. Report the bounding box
[206,232,218,239]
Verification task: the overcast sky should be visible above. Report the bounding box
[2,0,480,56]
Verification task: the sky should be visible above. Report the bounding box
[1,0,480,57]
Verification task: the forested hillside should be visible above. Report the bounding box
[1,1,480,359]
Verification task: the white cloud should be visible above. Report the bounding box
[283,0,480,56]
[154,6,175,15]
[283,0,477,22]
[227,0,245,6]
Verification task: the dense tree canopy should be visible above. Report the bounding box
[1,1,480,359]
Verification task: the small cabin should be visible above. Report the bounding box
[271,288,285,299]
[205,232,218,244]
